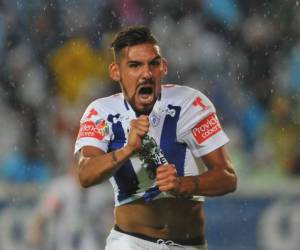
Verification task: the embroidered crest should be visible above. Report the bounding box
[150,114,160,127]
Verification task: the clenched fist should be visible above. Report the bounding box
[155,164,180,193]
[156,164,199,197]
[127,115,150,153]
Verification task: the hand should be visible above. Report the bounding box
[126,115,149,153]
[155,164,180,193]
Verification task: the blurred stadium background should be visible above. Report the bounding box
[0,0,300,249]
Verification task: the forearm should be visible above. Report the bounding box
[78,146,134,187]
[176,168,237,197]
[176,146,238,197]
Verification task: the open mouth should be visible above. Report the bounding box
[137,85,154,104]
[139,86,153,95]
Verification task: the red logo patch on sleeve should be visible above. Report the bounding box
[192,113,222,144]
[86,108,98,119]
[77,120,108,141]
[192,97,208,111]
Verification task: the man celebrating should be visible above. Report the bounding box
[75,26,237,250]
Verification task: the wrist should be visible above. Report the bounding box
[174,176,199,197]
[111,146,136,167]
[122,144,137,157]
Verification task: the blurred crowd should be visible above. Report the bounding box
[0,0,300,186]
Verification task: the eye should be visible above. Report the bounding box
[129,63,141,68]
[150,59,161,67]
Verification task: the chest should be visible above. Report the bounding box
[107,105,181,149]
[107,105,187,174]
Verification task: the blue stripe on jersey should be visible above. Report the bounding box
[160,105,187,176]
[107,114,139,202]
[143,186,160,203]
[124,100,130,110]
[143,105,187,202]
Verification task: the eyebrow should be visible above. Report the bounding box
[127,55,162,65]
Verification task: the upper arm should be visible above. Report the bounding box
[201,146,234,172]
[80,146,105,158]
[78,146,105,167]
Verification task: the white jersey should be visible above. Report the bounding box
[75,84,229,206]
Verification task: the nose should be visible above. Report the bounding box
[141,65,153,80]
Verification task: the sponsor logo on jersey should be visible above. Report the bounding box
[164,107,176,117]
[86,108,98,119]
[77,119,109,140]
[112,114,129,124]
[192,97,208,111]
[192,113,222,144]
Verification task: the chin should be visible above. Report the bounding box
[134,104,153,115]
[138,107,152,115]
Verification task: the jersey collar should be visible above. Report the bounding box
[121,92,162,118]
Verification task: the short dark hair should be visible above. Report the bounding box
[110,25,159,59]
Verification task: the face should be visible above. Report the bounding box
[109,43,167,114]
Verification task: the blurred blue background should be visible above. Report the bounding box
[0,0,300,249]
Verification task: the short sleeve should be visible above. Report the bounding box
[74,102,111,154]
[177,91,229,158]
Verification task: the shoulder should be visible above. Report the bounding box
[82,93,124,119]
[88,93,123,110]
[161,84,207,105]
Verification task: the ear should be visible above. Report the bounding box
[109,63,120,82]
[162,58,168,77]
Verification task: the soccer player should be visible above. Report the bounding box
[75,26,237,250]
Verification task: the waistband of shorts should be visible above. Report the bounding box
[114,225,205,246]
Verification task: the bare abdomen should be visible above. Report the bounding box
[115,197,205,241]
